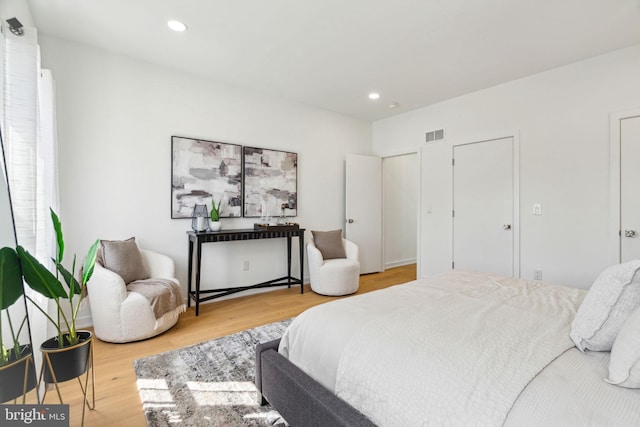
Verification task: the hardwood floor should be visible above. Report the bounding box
[37,264,415,426]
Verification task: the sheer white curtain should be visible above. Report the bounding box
[2,22,59,380]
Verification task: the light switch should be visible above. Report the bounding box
[533,204,542,216]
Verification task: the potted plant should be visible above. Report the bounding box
[0,246,36,402]
[17,208,99,384]
[210,198,222,231]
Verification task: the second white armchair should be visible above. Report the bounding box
[307,230,360,296]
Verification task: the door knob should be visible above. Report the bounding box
[503,224,512,230]
[347,219,354,224]
[625,229,637,238]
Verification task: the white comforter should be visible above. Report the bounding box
[279,271,640,426]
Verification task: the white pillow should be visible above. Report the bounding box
[606,306,640,388]
[569,260,640,352]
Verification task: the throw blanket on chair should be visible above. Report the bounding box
[127,278,186,325]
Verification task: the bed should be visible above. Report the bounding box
[255,269,640,426]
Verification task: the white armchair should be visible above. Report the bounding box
[307,235,360,296]
[87,248,184,343]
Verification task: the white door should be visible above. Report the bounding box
[346,154,382,274]
[453,137,514,276]
[621,116,640,262]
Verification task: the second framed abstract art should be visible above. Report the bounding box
[243,147,297,218]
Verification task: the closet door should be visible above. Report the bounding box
[620,116,640,262]
[452,137,514,276]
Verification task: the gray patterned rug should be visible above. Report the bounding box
[134,319,292,426]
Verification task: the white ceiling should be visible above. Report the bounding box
[26,0,640,122]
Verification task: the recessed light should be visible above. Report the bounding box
[167,20,188,32]
[388,102,399,109]
[368,92,381,100]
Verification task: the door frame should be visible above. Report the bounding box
[451,130,521,278]
[609,108,640,264]
[377,146,422,277]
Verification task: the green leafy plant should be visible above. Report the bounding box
[210,198,222,222]
[17,208,100,348]
[0,247,29,366]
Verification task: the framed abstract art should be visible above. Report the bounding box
[243,147,297,218]
[171,136,242,218]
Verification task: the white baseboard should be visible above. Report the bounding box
[77,274,312,321]
[384,258,417,270]
[201,274,310,304]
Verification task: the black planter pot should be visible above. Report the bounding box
[0,345,37,403]
[40,331,93,384]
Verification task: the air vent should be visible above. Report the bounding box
[425,128,445,143]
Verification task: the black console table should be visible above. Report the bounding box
[187,228,305,316]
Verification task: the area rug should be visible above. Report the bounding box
[134,319,292,426]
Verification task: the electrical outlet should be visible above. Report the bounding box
[242,260,249,271]
[533,269,543,280]
[533,204,542,216]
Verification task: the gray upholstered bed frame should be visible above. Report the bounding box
[256,339,376,426]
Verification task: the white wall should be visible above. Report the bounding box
[373,44,640,289]
[0,0,35,28]
[383,153,417,268]
[37,35,372,323]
